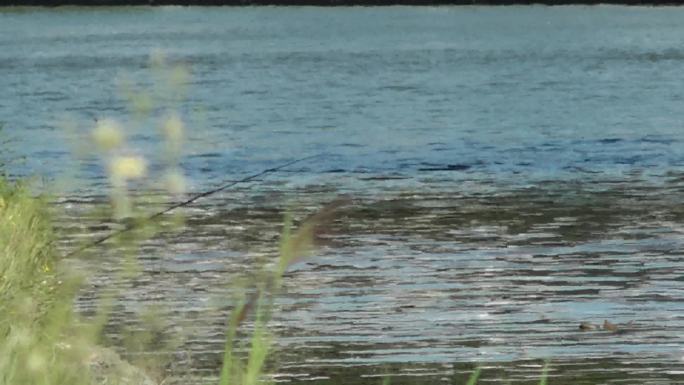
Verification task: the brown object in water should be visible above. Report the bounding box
[579,321,597,331]
[603,320,619,332]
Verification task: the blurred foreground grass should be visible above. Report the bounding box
[0,175,348,385]
[0,178,154,385]
[0,178,90,385]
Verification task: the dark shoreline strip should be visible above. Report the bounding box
[2,1,683,7]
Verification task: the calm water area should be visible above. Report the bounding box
[2,5,684,383]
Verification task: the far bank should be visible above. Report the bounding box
[1,0,681,7]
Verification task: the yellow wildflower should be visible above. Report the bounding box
[109,155,147,180]
[92,119,124,151]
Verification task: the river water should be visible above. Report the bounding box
[2,5,683,384]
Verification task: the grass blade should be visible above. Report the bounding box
[465,367,481,385]
[539,360,550,385]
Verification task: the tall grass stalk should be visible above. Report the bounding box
[539,360,550,385]
[464,367,481,385]
[217,200,346,385]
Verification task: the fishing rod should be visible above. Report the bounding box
[63,154,322,258]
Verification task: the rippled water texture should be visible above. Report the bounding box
[2,5,684,383]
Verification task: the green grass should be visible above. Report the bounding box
[539,360,550,385]
[0,178,95,385]
[0,178,157,385]
[464,367,481,385]
[217,204,342,385]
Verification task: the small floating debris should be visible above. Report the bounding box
[579,321,598,331]
[603,320,619,332]
[359,175,410,181]
[579,320,632,332]
[418,164,472,171]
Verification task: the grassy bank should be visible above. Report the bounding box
[0,178,91,385]
[0,179,155,385]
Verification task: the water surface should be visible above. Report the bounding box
[2,5,683,383]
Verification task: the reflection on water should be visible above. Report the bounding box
[57,177,684,383]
